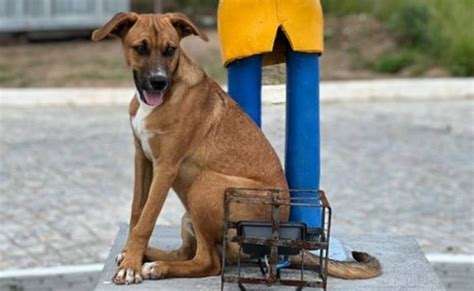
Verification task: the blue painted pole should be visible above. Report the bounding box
[227,55,263,127]
[285,51,321,228]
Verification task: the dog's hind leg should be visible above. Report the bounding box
[141,171,226,278]
[144,212,197,262]
[141,171,272,279]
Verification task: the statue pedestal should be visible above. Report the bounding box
[95,224,444,290]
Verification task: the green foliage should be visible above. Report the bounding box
[372,51,414,73]
[322,0,474,76]
[389,1,432,48]
[448,36,474,76]
[429,0,474,76]
[322,0,400,20]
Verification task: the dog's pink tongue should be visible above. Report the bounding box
[143,91,164,106]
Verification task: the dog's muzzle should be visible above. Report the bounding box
[134,71,169,106]
[149,74,168,91]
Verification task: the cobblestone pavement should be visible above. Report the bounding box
[0,100,473,270]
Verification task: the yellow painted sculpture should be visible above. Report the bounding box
[218,0,324,66]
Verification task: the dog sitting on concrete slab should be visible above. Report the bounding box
[92,12,381,285]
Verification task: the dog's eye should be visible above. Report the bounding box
[163,45,176,57]
[133,43,148,56]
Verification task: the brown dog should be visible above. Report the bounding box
[92,12,381,285]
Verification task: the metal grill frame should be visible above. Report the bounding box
[221,188,331,290]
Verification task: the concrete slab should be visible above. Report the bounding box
[95,225,445,290]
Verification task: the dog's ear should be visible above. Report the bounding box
[91,12,138,41]
[168,13,209,42]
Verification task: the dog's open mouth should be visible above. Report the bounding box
[142,90,164,106]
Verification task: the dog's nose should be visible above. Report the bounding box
[149,74,168,91]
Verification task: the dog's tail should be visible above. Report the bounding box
[291,250,382,279]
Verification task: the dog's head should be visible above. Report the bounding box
[92,12,208,106]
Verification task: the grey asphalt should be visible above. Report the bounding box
[0,99,473,271]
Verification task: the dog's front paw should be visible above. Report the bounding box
[115,252,126,266]
[113,261,143,285]
[141,262,167,280]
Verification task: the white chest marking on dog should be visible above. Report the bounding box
[132,100,156,160]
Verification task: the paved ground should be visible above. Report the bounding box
[0,100,473,271]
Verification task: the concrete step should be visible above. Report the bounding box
[93,224,444,290]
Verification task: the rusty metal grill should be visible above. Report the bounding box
[221,188,331,291]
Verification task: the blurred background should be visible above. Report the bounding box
[0,1,473,291]
[0,0,472,87]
